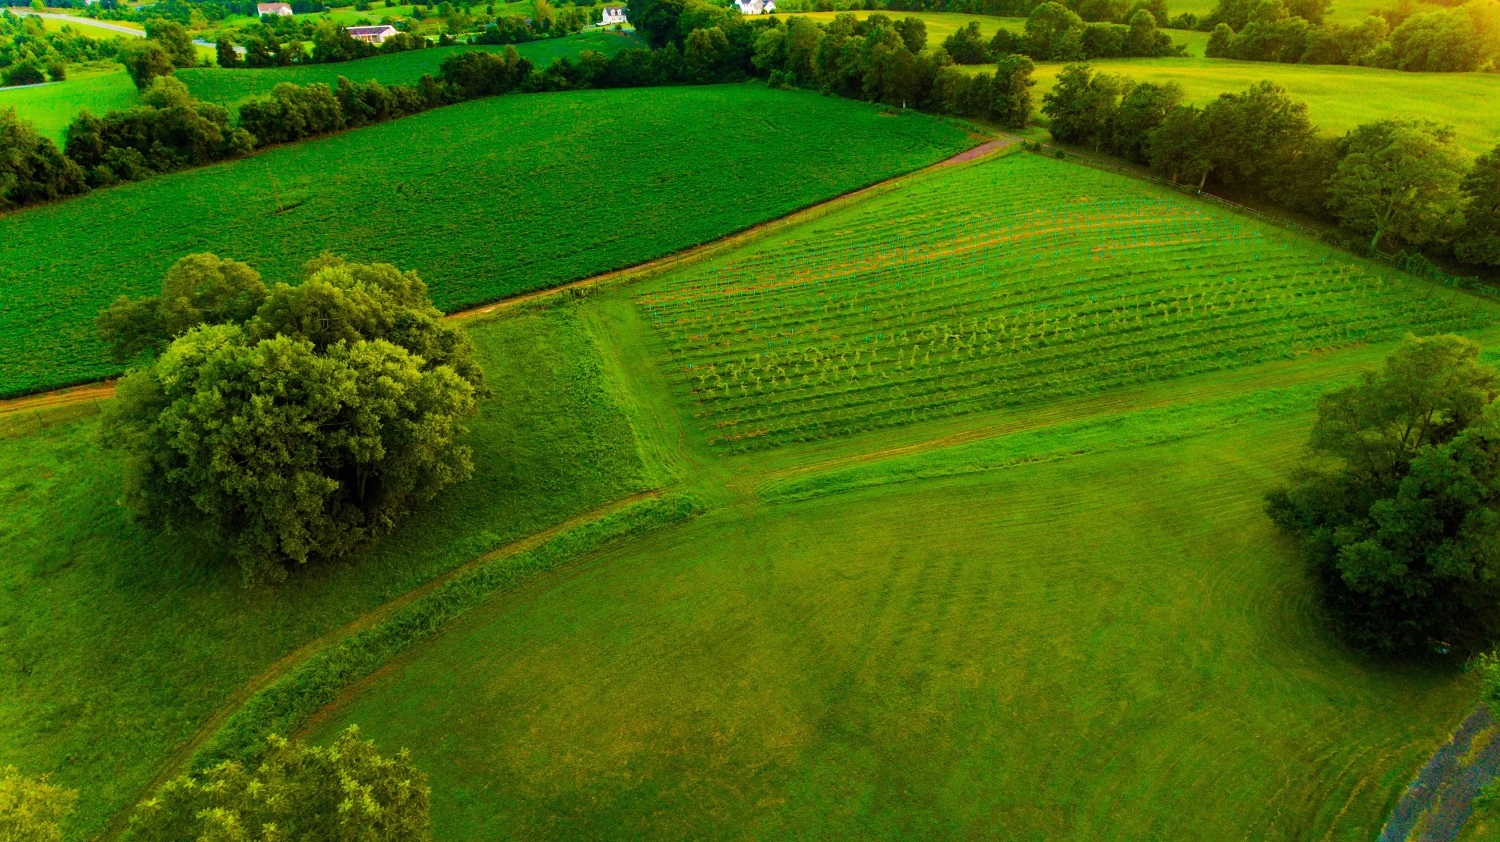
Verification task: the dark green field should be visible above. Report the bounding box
[0,84,971,399]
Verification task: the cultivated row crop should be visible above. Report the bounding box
[0,85,971,398]
[638,154,1493,452]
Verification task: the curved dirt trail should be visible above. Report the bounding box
[1,136,1018,419]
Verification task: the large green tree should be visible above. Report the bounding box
[129,727,430,841]
[1458,143,1500,267]
[99,255,485,582]
[1267,335,1500,653]
[1327,120,1467,253]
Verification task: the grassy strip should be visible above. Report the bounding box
[759,381,1331,502]
[190,491,703,772]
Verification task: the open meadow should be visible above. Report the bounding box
[0,84,972,399]
[0,63,138,142]
[286,150,1500,839]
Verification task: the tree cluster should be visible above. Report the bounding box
[0,11,119,87]
[129,727,430,841]
[1041,64,1500,266]
[958,2,1182,64]
[1203,0,1500,72]
[97,253,484,582]
[65,76,252,186]
[1268,335,1500,654]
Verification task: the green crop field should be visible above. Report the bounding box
[637,153,1489,451]
[0,84,972,399]
[0,64,138,142]
[177,31,644,107]
[0,307,657,841]
[981,58,1500,157]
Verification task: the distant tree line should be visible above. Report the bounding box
[1202,0,1500,72]
[1040,63,1500,268]
[938,4,1182,66]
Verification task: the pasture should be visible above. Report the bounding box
[0,307,657,840]
[176,30,644,107]
[995,57,1500,157]
[637,153,1489,451]
[0,83,972,398]
[0,64,137,142]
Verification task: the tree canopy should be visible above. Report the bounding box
[1267,335,1500,654]
[129,727,430,842]
[0,767,76,842]
[98,254,485,582]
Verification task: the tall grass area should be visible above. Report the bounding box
[637,153,1490,451]
[0,64,137,142]
[176,31,644,107]
[994,58,1500,156]
[308,397,1476,840]
[0,307,653,840]
[0,84,972,399]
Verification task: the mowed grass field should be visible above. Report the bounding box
[995,58,1500,156]
[0,64,138,142]
[0,84,973,398]
[638,153,1488,451]
[0,307,656,841]
[292,152,1500,839]
[176,30,644,107]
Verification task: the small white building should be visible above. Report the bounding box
[734,0,774,13]
[346,23,398,43]
[257,2,293,15]
[600,6,627,25]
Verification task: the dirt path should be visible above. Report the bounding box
[3,136,1016,419]
[96,491,658,841]
[1379,706,1500,842]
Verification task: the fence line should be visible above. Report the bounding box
[1018,139,1498,302]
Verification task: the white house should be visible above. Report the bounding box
[734,0,774,13]
[346,23,398,43]
[600,6,627,25]
[257,2,293,15]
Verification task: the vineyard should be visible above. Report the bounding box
[639,153,1495,452]
[0,84,970,398]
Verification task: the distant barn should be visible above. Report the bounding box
[733,0,774,13]
[346,24,399,44]
[256,2,293,16]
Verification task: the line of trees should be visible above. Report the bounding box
[1203,0,1500,72]
[941,3,1183,65]
[1041,63,1500,267]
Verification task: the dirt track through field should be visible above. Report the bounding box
[0,135,1019,422]
[96,490,660,841]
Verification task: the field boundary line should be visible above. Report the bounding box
[96,489,663,842]
[3,137,1016,418]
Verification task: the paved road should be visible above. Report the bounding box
[11,11,144,36]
